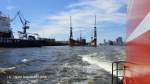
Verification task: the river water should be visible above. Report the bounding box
[0,46,125,84]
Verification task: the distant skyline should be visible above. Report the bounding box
[0,0,127,43]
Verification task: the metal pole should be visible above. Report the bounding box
[112,63,114,84]
[116,63,118,84]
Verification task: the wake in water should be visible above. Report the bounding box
[79,53,113,74]
[79,46,125,76]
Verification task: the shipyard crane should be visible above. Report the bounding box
[11,11,30,39]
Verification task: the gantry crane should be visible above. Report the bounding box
[11,11,30,39]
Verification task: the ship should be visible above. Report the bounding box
[0,11,55,48]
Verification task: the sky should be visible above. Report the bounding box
[0,0,127,43]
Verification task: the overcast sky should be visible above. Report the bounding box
[0,0,127,43]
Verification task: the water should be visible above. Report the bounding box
[0,46,125,84]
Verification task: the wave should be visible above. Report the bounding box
[21,58,46,64]
[21,59,29,63]
[79,53,112,74]
[0,66,16,72]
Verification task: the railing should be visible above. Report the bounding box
[112,61,127,84]
[112,61,136,84]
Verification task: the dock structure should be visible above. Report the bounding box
[0,11,69,48]
[69,16,87,46]
[90,15,97,47]
[69,16,97,47]
[69,16,74,46]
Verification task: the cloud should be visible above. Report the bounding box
[6,0,16,11]
[35,0,127,40]
[6,5,16,11]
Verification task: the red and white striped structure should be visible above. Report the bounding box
[125,0,150,84]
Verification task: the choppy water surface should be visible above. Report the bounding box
[0,46,125,84]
